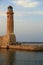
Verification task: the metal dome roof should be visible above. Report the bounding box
[8,6,13,9]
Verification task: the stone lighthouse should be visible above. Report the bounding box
[7,6,14,34]
[6,6,16,45]
[1,6,16,46]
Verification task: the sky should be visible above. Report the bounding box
[0,0,43,42]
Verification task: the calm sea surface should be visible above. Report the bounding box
[0,49,43,65]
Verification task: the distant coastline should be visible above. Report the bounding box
[16,42,43,45]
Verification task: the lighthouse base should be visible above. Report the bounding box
[1,34,16,46]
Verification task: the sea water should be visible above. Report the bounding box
[0,49,43,65]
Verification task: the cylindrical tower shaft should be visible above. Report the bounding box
[7,6,14,34]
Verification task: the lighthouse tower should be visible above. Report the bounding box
[7,6,14,34]
[0,5,16,47]
[2,6,16,46]
[6,6,16,45]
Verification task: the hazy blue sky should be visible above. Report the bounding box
[0,0,43,42]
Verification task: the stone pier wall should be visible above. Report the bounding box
[9,45,43,51]
[1,45,43,51]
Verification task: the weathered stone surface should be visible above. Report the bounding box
[7,5,14,34]
[0,6,16,47]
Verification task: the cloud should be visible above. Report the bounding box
[0,11,6,16]
[26,11,43,15]
[15,11,23,16]
[12,0,39,8]
[15,11,43,16]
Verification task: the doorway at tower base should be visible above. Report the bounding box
[2,34,16,46]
